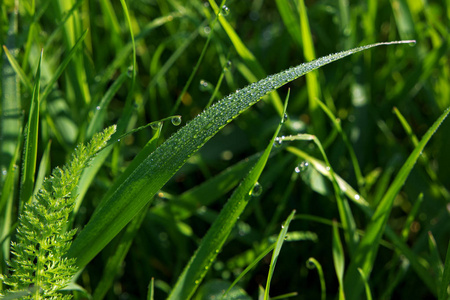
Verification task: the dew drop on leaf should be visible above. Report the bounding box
[221,5,230,16]
[294,161,309,173]
[151,122,161,130]
[250,182,262,197]
[282,113,288,123]
[273,138,282,148]
[171,116,182,126]
[199,79,209,91]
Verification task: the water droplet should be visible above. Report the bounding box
[326,166,331,171]
[117,139,121,142]
[273,138,282,148]
[354,194,360,200]
[205,266,209,270]
[199,79,209,91]
[282,113,288,123]
[203,26,211,35]
[96,106,101,110]
[221,5,230,16]
[408,40,416,46]
[195,280,199,285]
[281,224,285,229]
[250,182,262,197]
[171,116,182,126]
[151,122,161,130]
[127,65,134,77]
[294,161,309,173]
[224,60,232,72]
[2,169,7,175]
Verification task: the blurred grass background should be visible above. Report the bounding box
[1,0,449,299]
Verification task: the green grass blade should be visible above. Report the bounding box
[86,71,128,139]
[1,4,21,187]
[439,241,450,300]
[40,29,88,103]
[147,277,155,300]
[2,45,33,91]
[297,0,325,138]
[19,50,42,209]
[67,41,413,270]
[287,146,438,293]
[316,99,364,193]
[306,258,326,300]
[344,107,450,300]
[264,209,296,300]
[332,220,345,300]
[221,243,276,299]
[168,92,290,300]
[357,268,373,300]
[208,0,284,115]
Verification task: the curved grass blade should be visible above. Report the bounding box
[287,146,436,293]
[306,258,326,300]
[264,210,296,300]
[167,91,290,300]
[67,41,414,269]
[344,107,450,300]
[19,50,42,209]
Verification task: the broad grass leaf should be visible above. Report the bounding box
[67,41,414,269]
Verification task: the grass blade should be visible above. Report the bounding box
[19,50,42,209]
[264,209,296,300]
[67,41,414,269]
[168,92,290,300]
[344,107,450,300]
[332,220,345,300]
[306,258,326,300]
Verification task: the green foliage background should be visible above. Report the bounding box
[1,0,449,299]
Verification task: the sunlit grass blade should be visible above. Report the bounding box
[317,98,365,194]
[147,277,155,300]
[357,268,373,300]
[67,40,413,270]
[278,134,358,255]
[264,209,296,300]
[40,29,88,103]
[2,45,33,91]
[393,107,449,200]
[19,50,42,209]
[168,92,290,300]
[332,220,345,300]
[306,258,326,300]
[344,107,450,300]
[287,146,437,292]
[297,0,325,138]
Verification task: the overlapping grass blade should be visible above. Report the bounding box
[264,209,296,300]
[287,146,437,292]
[208,0,284,115]
[297,0,325,138]
[19,50,42,209]
[332,220,345,300]
[344,107,450,300]
[168,92,289,300]
[67,41,413,270]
